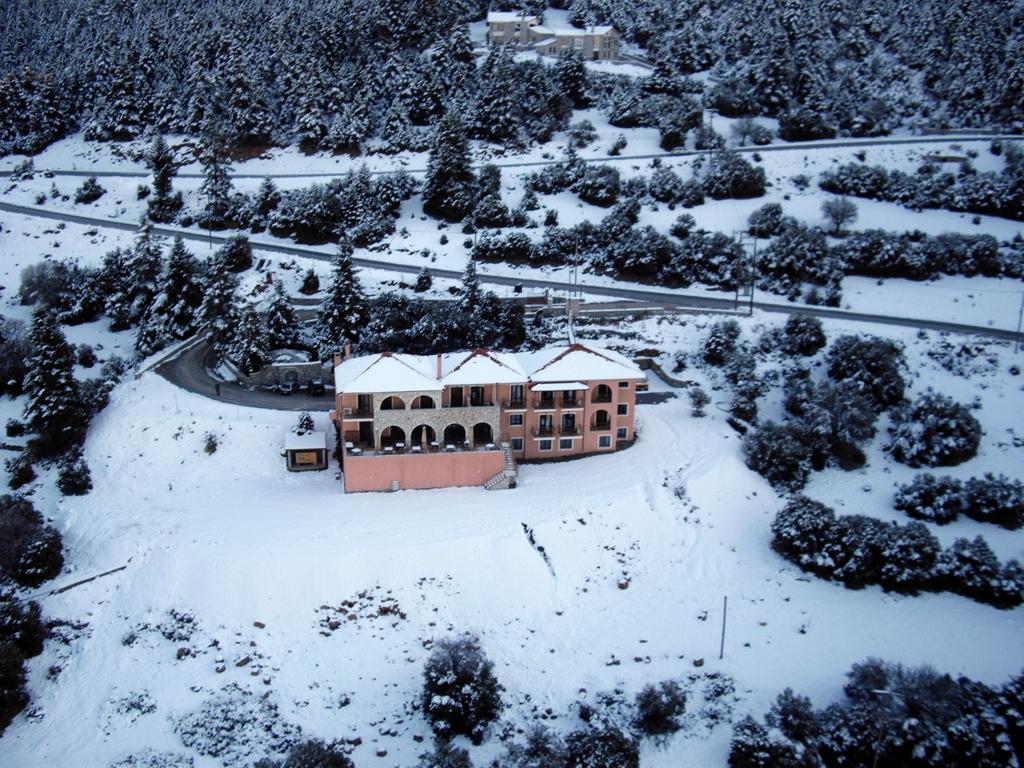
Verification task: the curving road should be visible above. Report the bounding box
[1,134,1020,179]
[155,338,332,411]
[1,199,1021,345]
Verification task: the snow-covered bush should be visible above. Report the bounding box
[781,315,826,356]
[57,448,92,496]
[934,537,1024,608]
[203,432,218,455]
[0,641,28,736]
[421,635,502,744]
[887,392,982,467]
[73,176,105,204]
[0,495,63,588]
[826,335,906,410]
[633,681,687,737]
[757,220,834,297]
[701,150,765,199]
[701,320,741,366]
[0,591,45,660]
[216,235,254,273]
[963,474,1024,529]
[499,725,568,768]
[565,727,639,768]
[295,413,314,435]
[299,268,320,295]
[254,739,353,768]
[573,165,621,207]
[688,387,710,417]
[175,684,300,766]
[743,422,813,491]
[647,165,686,204]
[415,741,473,768]
[746,203,784,238]
[777,108,836,141]
[893,474,964,524]
[5,455,36,490]
[568,120,597,148]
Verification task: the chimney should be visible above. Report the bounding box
[436,353,443,380]
[343,339,352,361]
[333,352,342,368]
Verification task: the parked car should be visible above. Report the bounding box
[277,381,296,395]
[308,378,326,396]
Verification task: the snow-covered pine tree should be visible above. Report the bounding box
[555,48,588,109]
[22,309,86,456]
[414,267,433,293]
[57,447,92,496]
[199,256,240,363]
[459,257,482,315]
[422,112,476,222]
[264,280,298,350]
[295,412,314,435]
[198,131,235,229]
[145,134,183,223]
[136,236,203,356]
[474,46,521,148]
[111,220,163,328]
[230,305,271,376]
[315,237,368,358]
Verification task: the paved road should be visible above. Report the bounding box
[156,339,332,411]
[2,199,1020,344]
[2,134,1020,179]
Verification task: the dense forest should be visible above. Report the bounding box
[0,0,1021,157]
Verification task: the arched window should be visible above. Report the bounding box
[411,395,436,410]
[472,423,493,447]
[380,395,406,411]
[593,384,613,403]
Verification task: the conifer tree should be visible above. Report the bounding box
[459,257,482,315]
[136,237,203,356]
[198,132,234,229]
[199,256,240,362]
[230,305,270,376]
[555,48,588,108]
[316,238,368,357]
[422,112,476,222]
[264,281,298,350]
[109,221,163,329]
[57,447,92,496]
[414,267,433,293]
[145,134,183,223]
[22,310,85,456]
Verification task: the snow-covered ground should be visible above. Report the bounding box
[1,309,1022,767]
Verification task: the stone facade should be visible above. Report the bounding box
[370,391,500,447]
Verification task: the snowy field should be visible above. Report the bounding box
[1,310,1022,767]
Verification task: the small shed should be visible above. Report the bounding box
[284,431,328,472]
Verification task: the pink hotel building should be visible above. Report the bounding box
[331,343,644,492]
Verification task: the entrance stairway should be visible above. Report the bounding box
[484,443,518,491]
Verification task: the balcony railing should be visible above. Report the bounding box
[532,427,554,437]
[591,392,613,403]
[504,399,526,409]
[559,425,580,436]
[591,421,611,431]
[560,396,584,409]
[444,401,495,409]
[533,398,557,410]
[343,407,374,419]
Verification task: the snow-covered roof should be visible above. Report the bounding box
[334,344,641,394]
[532,37,557,47]
[548,25,615,37]
[284,431,326,451]
[530,25,553,35]
[487,11,539,23]
[532,381,587,391]
[518,344,644,383]
[334,352,441,394]
[441,349,527,386]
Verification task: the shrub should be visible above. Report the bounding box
[568,120,597,148]
[299,268,320,295]
[295,412,314,435]
[76,344,97,368]
[634,681,687,737]
[688,387,710,417]
[73,176,106,204]
[702,320,741,366]
[4,455,36,490]
[743,422,813,491]
[887,393,982,467]
[216,234,254,273]
[574,165,621,207]
[894,475,964,524]
[0,495,63,588]
[422,635,502,744]
[822,197,858,235]
[4,420,25,438]
[565,728,639,768]
[275,739,353,768]
[204,432,218,455]
[501,725,567,768]
[0,641,29,736]
[826,335,905,410]
[935,536,1024,608]
[416,741,473,768]
[963,474,1024,529]
[702,150,765,199]
[781,315,826,356]
[669,214,696,239]
[0,592,46,659]
[608,135,627,156]
[778,108,836,142]
[747,203,784,238]
[57,449,93,496]
[415,268,433,293]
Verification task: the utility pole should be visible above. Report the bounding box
[719,595,728,660]
[1015,287,1024,354]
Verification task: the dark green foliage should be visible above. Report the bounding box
[73,176,105,204]
[417,741,473,768]
[573,165,621,207]
[963,474,1024,529]
[231,306,271,376]
[217,235,254,273]
[299,268,320,296]
[826,335,905,411]
[315,238,368,357]
[565,728,639,768]
[0,316,29,396]
[781,315,826,356]
[0,592,46,659]
[4,455,35,490]
[501,725,568,768]
[747,203,784,238]
[295,412,314,435]
[23,309,87,456]
[414,268,433,293]
[263,281,298,351]
[256,738,354,768]
[821,197,858,235]
[0,640,29,736]
[423,113,476,222]
[634,680,686,737]
[702,320,741,366]
[894,475,965,524]
[702,150,766,200]
[778,108,836,142]
[146,135,183,224]
[57,448,92,496]
[887,393,982,467]
[743,422,813,491]
[422,635,502,744]
[0,494,63,588]
[935,536,1024,608]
